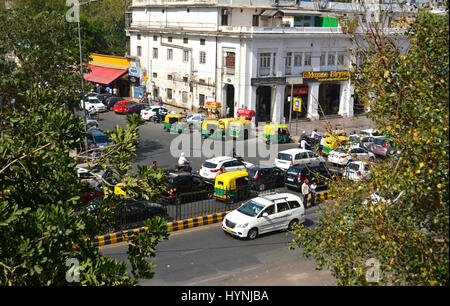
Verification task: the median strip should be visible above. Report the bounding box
[91,191,332,247]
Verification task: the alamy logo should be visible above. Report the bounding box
[65,258,80,283]
[365,258,380,283]
[65,0,80,23]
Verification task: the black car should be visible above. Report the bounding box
[285,164,333,192]
[97,93,112,104]
[123,103,146,115]
[247,166,285,191]
[86,197,169,229]
[104,96,125,110]
[164,172,214,204]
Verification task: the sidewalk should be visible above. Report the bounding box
[286,114,376,140]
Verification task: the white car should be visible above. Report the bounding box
[140,106,168,121]
[77,167,103,188]
[343,161,370,181]
[81,96,106,112]
[274,148,323,171]
[199,156,254,181]
[222,193,305,239]
[328,145,375,166]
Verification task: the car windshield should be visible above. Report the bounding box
[347,163,360,171]
[94,135,110,143]
[372,131,383,137]
[374,138,387,145]
[247,168,257,177]
[287,167,300,176]
[237,200,265,217]
[277,153,292,161]
[89,99,101,104]
[202,162,217,169]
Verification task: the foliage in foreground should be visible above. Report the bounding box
[291,10,449,285]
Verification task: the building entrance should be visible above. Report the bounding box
[225,84,235,117]
[319,83,340,116]
[256,86,272,124]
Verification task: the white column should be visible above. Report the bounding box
[271,85,284,123]
[338,81,348,117]
[307,83,320,120]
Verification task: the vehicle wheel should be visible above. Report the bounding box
[207,191,213,199]
[247,228,258,240]
[288,219,299,231]
[259,184,265,191]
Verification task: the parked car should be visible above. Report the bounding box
[86,197,169,228]
[186,113,208,130]
[367,136,397,158]
[77,167,103,188]
[87,129,114,150]
[284,164,332,191]
[328,145,375,166]
[104,96,125,110]
[113,100,136,114]
[199,156,255,181]
[222,193,305,240]
[81,96,106,113]
[123,103,146,115]
[274,148,323,171]
[97,93,112,104]
[247,166,285,191]
[343,161,370,181]
[163,172,214,204]
[141,106,169,121]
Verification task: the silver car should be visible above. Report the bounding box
[186,113,207,130]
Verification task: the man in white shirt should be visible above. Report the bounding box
[311,129,320,139]
[300,138,309,150]
[301,179,310,208]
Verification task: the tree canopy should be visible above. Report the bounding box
[291,9,449,286]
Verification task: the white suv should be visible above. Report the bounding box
[222,193,305,239]
[274,148,322,171]
[199,156,254,181]
[81,96,106,112]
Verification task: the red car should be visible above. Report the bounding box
[113,100,137,114]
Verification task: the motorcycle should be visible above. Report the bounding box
[174,161,192,173]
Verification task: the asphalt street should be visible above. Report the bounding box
[82,109,336,285]
[101,205,335,286]
[81,109,302,173]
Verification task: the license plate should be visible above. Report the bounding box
[225,227,232,232]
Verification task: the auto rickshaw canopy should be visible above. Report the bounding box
[214,170,248,190]
[265,123,289,135]
[164,113,187,124]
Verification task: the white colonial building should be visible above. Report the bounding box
[125,0,423,123]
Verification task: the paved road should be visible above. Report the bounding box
[101,204,335,286]
[82,110,301,172]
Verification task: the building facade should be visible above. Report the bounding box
[126,0,412,123]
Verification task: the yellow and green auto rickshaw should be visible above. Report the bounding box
[263,123,290,144]
[201,119,222,139]
[214,170,251,203]
[228,119,252,139]
[171,117,190,134]
[322,129,349,155]
[163,114,187,132]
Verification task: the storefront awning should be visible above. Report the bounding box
[260,9,283,17]
[83,65,128,85]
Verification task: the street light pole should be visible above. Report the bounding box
[76,0,101,151]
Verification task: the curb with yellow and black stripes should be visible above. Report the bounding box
[90,191,332,247]
[88,211,231,247]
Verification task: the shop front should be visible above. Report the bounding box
[83,54,131,97]
[302,70,351,119]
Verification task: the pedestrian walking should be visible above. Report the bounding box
[147,92,152,106]
[226,106,230,118]
[105,86,111,95]
[152,161,157,170]
[113,87,117,96]
[309,182,317,207]
[158,97,163,106]
[301,179,310,208]
[138,93,143,103]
